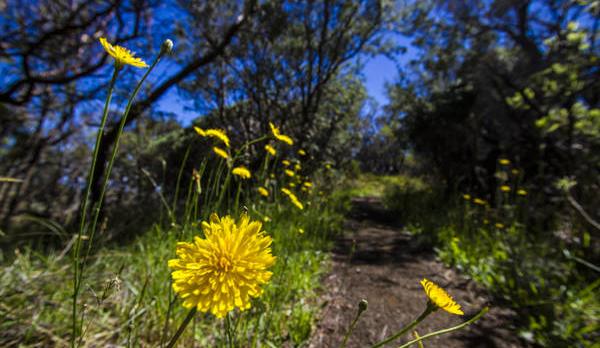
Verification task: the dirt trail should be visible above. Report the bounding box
[308,197,527,348]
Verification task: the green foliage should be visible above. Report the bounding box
[342,173,426,199]
[437,218,599,347]
[0,189,350,347]
[381,175,437,225]
[373,4,600,345]
[432,180,600,347]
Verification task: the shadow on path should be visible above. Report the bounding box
[308,197,528,348]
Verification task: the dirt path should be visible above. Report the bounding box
[308,197,527,348]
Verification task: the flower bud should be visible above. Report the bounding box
[358,299,368,314]
[160,39,174,55]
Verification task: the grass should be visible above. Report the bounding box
[0,195,346,347]
[343,173,427,199]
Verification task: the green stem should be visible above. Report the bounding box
[341,308,366,348]
[225,312,234,348]
[396,307,489,348]
[165,308,197,348]
[84,54,164,263]
[234,181,242,215]
[206,159,224,208]
[71,66,119,348]
[370,304,435,348]
[216,171,232,211]
[259,152,270,181]
[172,144,192,222]
[232,135,268,158]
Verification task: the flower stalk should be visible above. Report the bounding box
[396,307,489,348]
[165,308,197,348]
[71,66,119,348]
[369,303,435,348]
[71,38,170,348]
[341,299,368,348]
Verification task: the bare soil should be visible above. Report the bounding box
[308,197,528,348]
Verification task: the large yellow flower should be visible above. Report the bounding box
[420,278,464,315]
[194,127,230,147]
[269,122,294,145]
[168,213,276,318]
[99,37,148,68]
[232,166,251,179]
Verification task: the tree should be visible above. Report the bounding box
[385,0,599,195]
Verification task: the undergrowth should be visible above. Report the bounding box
[0,194,348,347]
[368,169,600,347]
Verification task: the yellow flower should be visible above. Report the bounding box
[495,223,505,229]
[303,182,313,188]
[212,146,229,160]
[99,37,148,68]
[258,187,269,197]
[462,194,471,201]
[282,160,291,166]
[289,196,304,210]
[194,127,230,147]
[473,198,487,205]
[265,144,276,156]
[269,122,294,145]
[194,126,206,136]
[263,216,271,223]
[298,149,307,156]
[281,188,304,210]
[206,129,230,147]
[298,228,305,234]
[420,278,464,315]
[289,183,296,188]
[285,169,295,177]
[168,213,276,318]
[500,185,511,192]
[294,163,301,171]
[232,166,251,179]
[499,158,511,166]
[517,189,527,196]
[325,163,332,170]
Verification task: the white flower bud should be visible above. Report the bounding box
[160,39,174,55]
